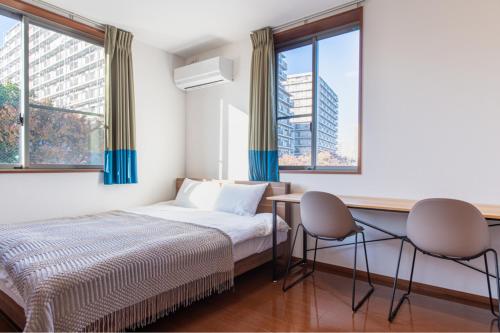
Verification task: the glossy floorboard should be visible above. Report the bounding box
[0,264,497,332]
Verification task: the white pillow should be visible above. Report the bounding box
[175,178,221,210]
[214,183,268,216]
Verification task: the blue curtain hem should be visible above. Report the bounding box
[249,150,279,182]
[104,149,138,185]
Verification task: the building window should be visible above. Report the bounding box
[0,10,105,169]
[275,8,362,173]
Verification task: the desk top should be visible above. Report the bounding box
[267,193,500,220]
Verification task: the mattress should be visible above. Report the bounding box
[234,230,287,262]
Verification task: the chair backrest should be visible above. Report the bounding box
[407,198,490,258]
[300,191,357,239]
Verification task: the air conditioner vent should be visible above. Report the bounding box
[174,56,233,91]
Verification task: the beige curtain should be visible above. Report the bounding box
[248,27,278,181]
[104,25,137,184]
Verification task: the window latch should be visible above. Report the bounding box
[17,114,24,126]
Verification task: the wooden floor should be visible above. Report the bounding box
[0,263,497,332]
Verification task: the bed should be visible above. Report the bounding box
[0,178,290,331]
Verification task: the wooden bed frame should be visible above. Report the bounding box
[0,178,291,330]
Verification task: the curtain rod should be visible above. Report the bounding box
[25,0,364,36]
[272,0,364,33]
[22,0,104,30]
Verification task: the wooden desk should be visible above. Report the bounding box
[267,193,500,281]
[268,193,500,219]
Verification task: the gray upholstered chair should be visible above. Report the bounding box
[388,198,499,324]
[282,191,374,312]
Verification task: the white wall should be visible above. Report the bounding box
[185,0,500,297]
[185,42,251,180]
[0,40,186,223]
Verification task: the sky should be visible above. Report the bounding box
[282,29,360,160]
[0,15,18,46]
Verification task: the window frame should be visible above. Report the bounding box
[274,7,363,174]
[0,2,105,171]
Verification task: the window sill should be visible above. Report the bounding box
[0,168,103,174]
[279,168,361,175]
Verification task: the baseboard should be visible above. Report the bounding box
[292,257,497,309]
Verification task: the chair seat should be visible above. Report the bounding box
[300,191,359,239]
[355,224,364,232]
[409,239,489,259]
[314,224,363,241]
[341,225,363,240]
[407,198,490,259]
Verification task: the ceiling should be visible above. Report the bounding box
[43,0,349,58]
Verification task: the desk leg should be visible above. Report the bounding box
[272,200,278,282]
[302,227,308,265]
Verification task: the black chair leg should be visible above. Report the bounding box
[362,231,374,287]
[312,237,319,272]
[282,225,317,292]
[388,239,416,322]
[352,231,375,312]
[484,252,496,317]
[494,250,500,329]
[485,249,500,328]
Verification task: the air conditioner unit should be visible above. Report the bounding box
[174,56,233,91]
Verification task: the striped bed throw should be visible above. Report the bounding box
[0,211,234,332]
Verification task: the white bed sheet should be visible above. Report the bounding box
[126,201,289,245]
[0,202,290,309]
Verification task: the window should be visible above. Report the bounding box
[0,12,22,167]
[275,8,362,173]
[0,9,105,169]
